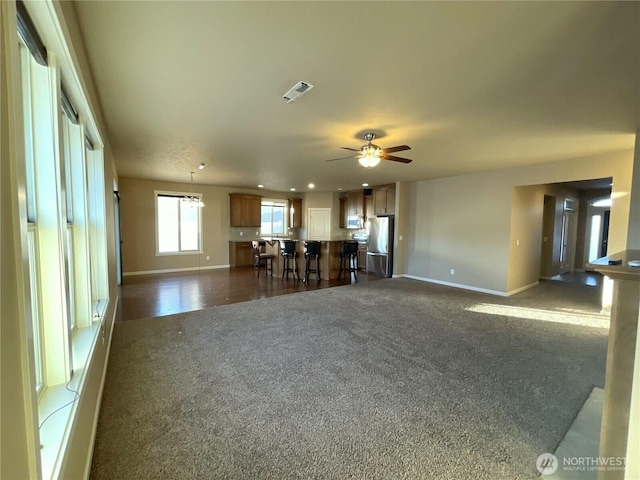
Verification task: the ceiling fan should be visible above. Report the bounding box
[325,133,412,168]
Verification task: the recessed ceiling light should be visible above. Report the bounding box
[257,184,264,188]
[362,183,369,187]
[308,183,315,189]
[290,188,296,191]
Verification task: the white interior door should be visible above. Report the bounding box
[308,208,331,240]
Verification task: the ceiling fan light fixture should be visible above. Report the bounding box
[359,155,381,168]
[358,145,381,168]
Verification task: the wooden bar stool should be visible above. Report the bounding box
[339,241,359,282]
[252,240,274,277]
[280,240,299,280]
[303,241,321,282]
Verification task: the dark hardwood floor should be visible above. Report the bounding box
[116,266,382,321]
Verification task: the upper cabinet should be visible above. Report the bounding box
[365,195,373,219]
[373,186,395,215]
[347,190,364,216]
[289,198,303,228]
[339,197,347,228]
[229,193,262,227]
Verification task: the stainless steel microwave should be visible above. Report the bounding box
[346,215,364,229]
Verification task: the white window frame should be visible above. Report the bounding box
[155,190,204,255]
[261,199,287,235]
[13,3,112,478]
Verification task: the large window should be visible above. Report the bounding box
[261,200,286,234]
[156,193,202,254]
[14,3,110,478]
[18,25,108,391]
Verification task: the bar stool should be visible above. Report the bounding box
[303,241,321,282]
[339,241,359,282]
[252,240,274,277]
[280,240,299,280]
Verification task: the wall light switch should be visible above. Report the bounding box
[450,269,455,275]
[399,235,403,241]
[240,231,243,236]
[516,239,520,246]
[206,256,210,260]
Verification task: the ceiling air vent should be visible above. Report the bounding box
[283,81,314,104]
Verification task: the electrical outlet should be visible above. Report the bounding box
[240,231,243,236]
[206,255,210,260]
[450,269,455,275]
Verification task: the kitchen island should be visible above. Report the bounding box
[261,239,355,280]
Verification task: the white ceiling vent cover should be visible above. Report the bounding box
[283,81,314,103]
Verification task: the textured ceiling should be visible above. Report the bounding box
[73,1,639,192]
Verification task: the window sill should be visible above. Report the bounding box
[155,250,203,256]
[38,318,103,479]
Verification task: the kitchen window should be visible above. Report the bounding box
[261,200,286,234]
[156,192,203,254]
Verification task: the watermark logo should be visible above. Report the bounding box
[536,454,626,475]
[537,453,558,475]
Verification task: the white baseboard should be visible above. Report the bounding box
[123,264,230,277]
[506,281,539,296]
[398,274,508,297]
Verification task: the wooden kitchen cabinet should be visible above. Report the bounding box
[357,244,367,270]
[229,193,262,227]
[289,198,303,228]
[229,241,253,267]
[365,195,373,220]
[373,186,395,215]
[339,197,347,228]
[347,190,364,216]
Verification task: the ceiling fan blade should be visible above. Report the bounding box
[325,155,358,162]
[340,147,361,152]
[381,154,412,164]
[381,145,411,154]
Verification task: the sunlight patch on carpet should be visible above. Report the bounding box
[466,304,609,329]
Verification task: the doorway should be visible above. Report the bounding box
[539,195,578,278]
[585,197,611,265]
[559,211,572,274]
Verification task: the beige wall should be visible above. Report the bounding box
[394,182,410,277]
[507,185,545,292]
[404,149,634,295]
[627,133,640,250]
[120,177,296,274]
[405,173,513,293]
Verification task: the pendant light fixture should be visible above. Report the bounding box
[182,171,204,208]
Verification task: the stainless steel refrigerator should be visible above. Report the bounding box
[366,216,394,277]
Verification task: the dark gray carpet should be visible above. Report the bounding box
[91,278,608,479]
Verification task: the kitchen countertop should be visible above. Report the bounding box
[586,250,640,280]
[260,237,353,243]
